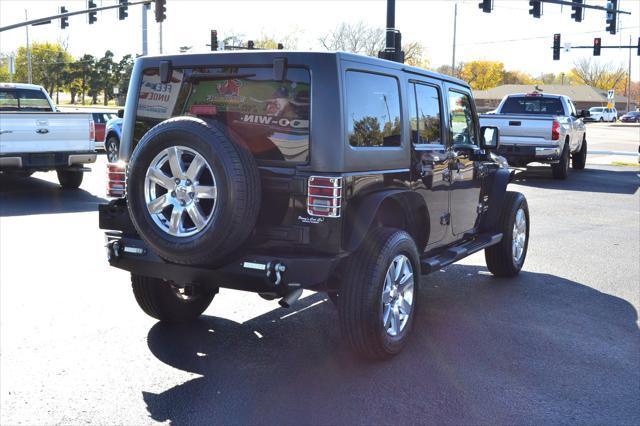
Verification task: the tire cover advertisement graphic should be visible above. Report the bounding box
[185,75,310,162]
[137,70,184,119]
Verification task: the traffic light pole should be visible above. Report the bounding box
[0,0,154,32]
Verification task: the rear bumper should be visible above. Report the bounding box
[498,144,560,166]
[0,151,97,171]
[104,233,342,294]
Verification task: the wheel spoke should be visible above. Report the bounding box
[185,155,205,181]
[383,305,392,329]
[147,194,170,214]
[186,203,207,230]
[394,256,405,282]
[167,146,184,178]
[169,206,183,234]
[147,167,174,189]
[390,307,400,335]
[194,185,217,199]
[398,272,413,290]
[399,298,411,316]
[382,288,392,303]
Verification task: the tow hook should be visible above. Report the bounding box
[107,240,122,261]
[266,261,287,286]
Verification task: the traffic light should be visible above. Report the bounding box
[637,37,639,56]
[570,0,583,22]
[277,43,284,50]
[606,0,617,34]
[593,38,601,56]
[553,33,561,61]
[60,6,68,29]
[210,30,218,51]
[155,0,166,23]
[118,0,128,20]
[88,0,97,24]
[529,1,542,18]
[478,0,492,13]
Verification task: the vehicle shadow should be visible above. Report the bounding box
[0,174,106,217]
[143,265,640,425]
[512,166,639,194]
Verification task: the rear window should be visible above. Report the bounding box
[501,96,564,115]
[0,88,52,112]
[135,66,310,164]
[590,107,604,112]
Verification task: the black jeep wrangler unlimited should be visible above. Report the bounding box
[100,51,529,359]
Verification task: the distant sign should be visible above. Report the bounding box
[607,90,615,100]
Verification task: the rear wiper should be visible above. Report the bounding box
[186,72,256,83]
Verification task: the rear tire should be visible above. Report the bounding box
[338,228,420,360]
[572,137,587,170]
[131,274,216,322]
[551,143,569,180]
[57,169,83,189]
[485,191,529,277]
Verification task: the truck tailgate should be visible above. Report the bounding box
[479,114,555,145]
[0,113,94,154]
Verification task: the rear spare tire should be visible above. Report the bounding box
[127,117,261,265]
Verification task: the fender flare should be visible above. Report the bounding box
[480,167,510,232]
[344,189,428,252]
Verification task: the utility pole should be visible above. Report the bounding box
[627,34,631,113]
[159,21,163,54]
[141,2,149,56]
[25,9,32,84]
[451,3,458,77]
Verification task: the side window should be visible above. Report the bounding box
[346,71,401,148]
[409,83,442,144]
[448,90,477,145]
[569,100,577,116]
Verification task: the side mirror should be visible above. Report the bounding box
[480,126,499,150]
[580,109,590,118]
[117,109,124,118]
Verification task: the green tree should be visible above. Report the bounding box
[96,51,116,106]
[76,54,96,105]
[14,42,72,92]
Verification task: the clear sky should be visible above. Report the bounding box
[0,0,638,80]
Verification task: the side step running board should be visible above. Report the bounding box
[420,233,503,274]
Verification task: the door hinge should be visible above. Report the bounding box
[440,213,450,226]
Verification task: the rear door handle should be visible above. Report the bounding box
[36,128,49,134]
[0,130,13,135]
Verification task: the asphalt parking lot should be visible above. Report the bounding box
[1,125,639,425]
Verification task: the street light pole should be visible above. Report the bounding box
[627,34,631,113]
[25,9,32,84]
[452,3,458,77]
[141,2,148,56]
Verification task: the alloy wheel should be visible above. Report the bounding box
[512,208,527,263]
[381,254,414,337]
[144,146,217,237]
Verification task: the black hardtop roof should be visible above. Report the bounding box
[138,50,470,88]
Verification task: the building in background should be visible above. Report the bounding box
[473,84,635,114]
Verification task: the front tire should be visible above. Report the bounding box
[106,135,120,163]
[338,228,420,360]
[485,191,529,277]
[131,274,216,322]
[551,143,569,180]
[57,169,83,189]
[572,137,587,170]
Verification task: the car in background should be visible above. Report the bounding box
[104,116,123,162]
[90,111,117,149]
[586,106,617,122]
[619,111,640,123]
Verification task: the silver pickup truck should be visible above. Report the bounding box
[479,92,589,179]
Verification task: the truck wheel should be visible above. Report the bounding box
[551,144,569,180]
[57,169,84,189]
[131,274,216,322]
[127,117,261,266]
[338,228,420,360]
[485,191,529,277]
[106,135,120,163]
[572,138,587,170]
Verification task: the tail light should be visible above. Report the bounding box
[89,120,95,142]
[107,162,127,198]
[551,120,560,141]
[307,176,342,218]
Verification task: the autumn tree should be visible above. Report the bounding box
[570,58,628,92]
[460,61,505,90]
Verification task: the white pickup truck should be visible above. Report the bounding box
[480,92,589,179]
[0,83,96,189]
